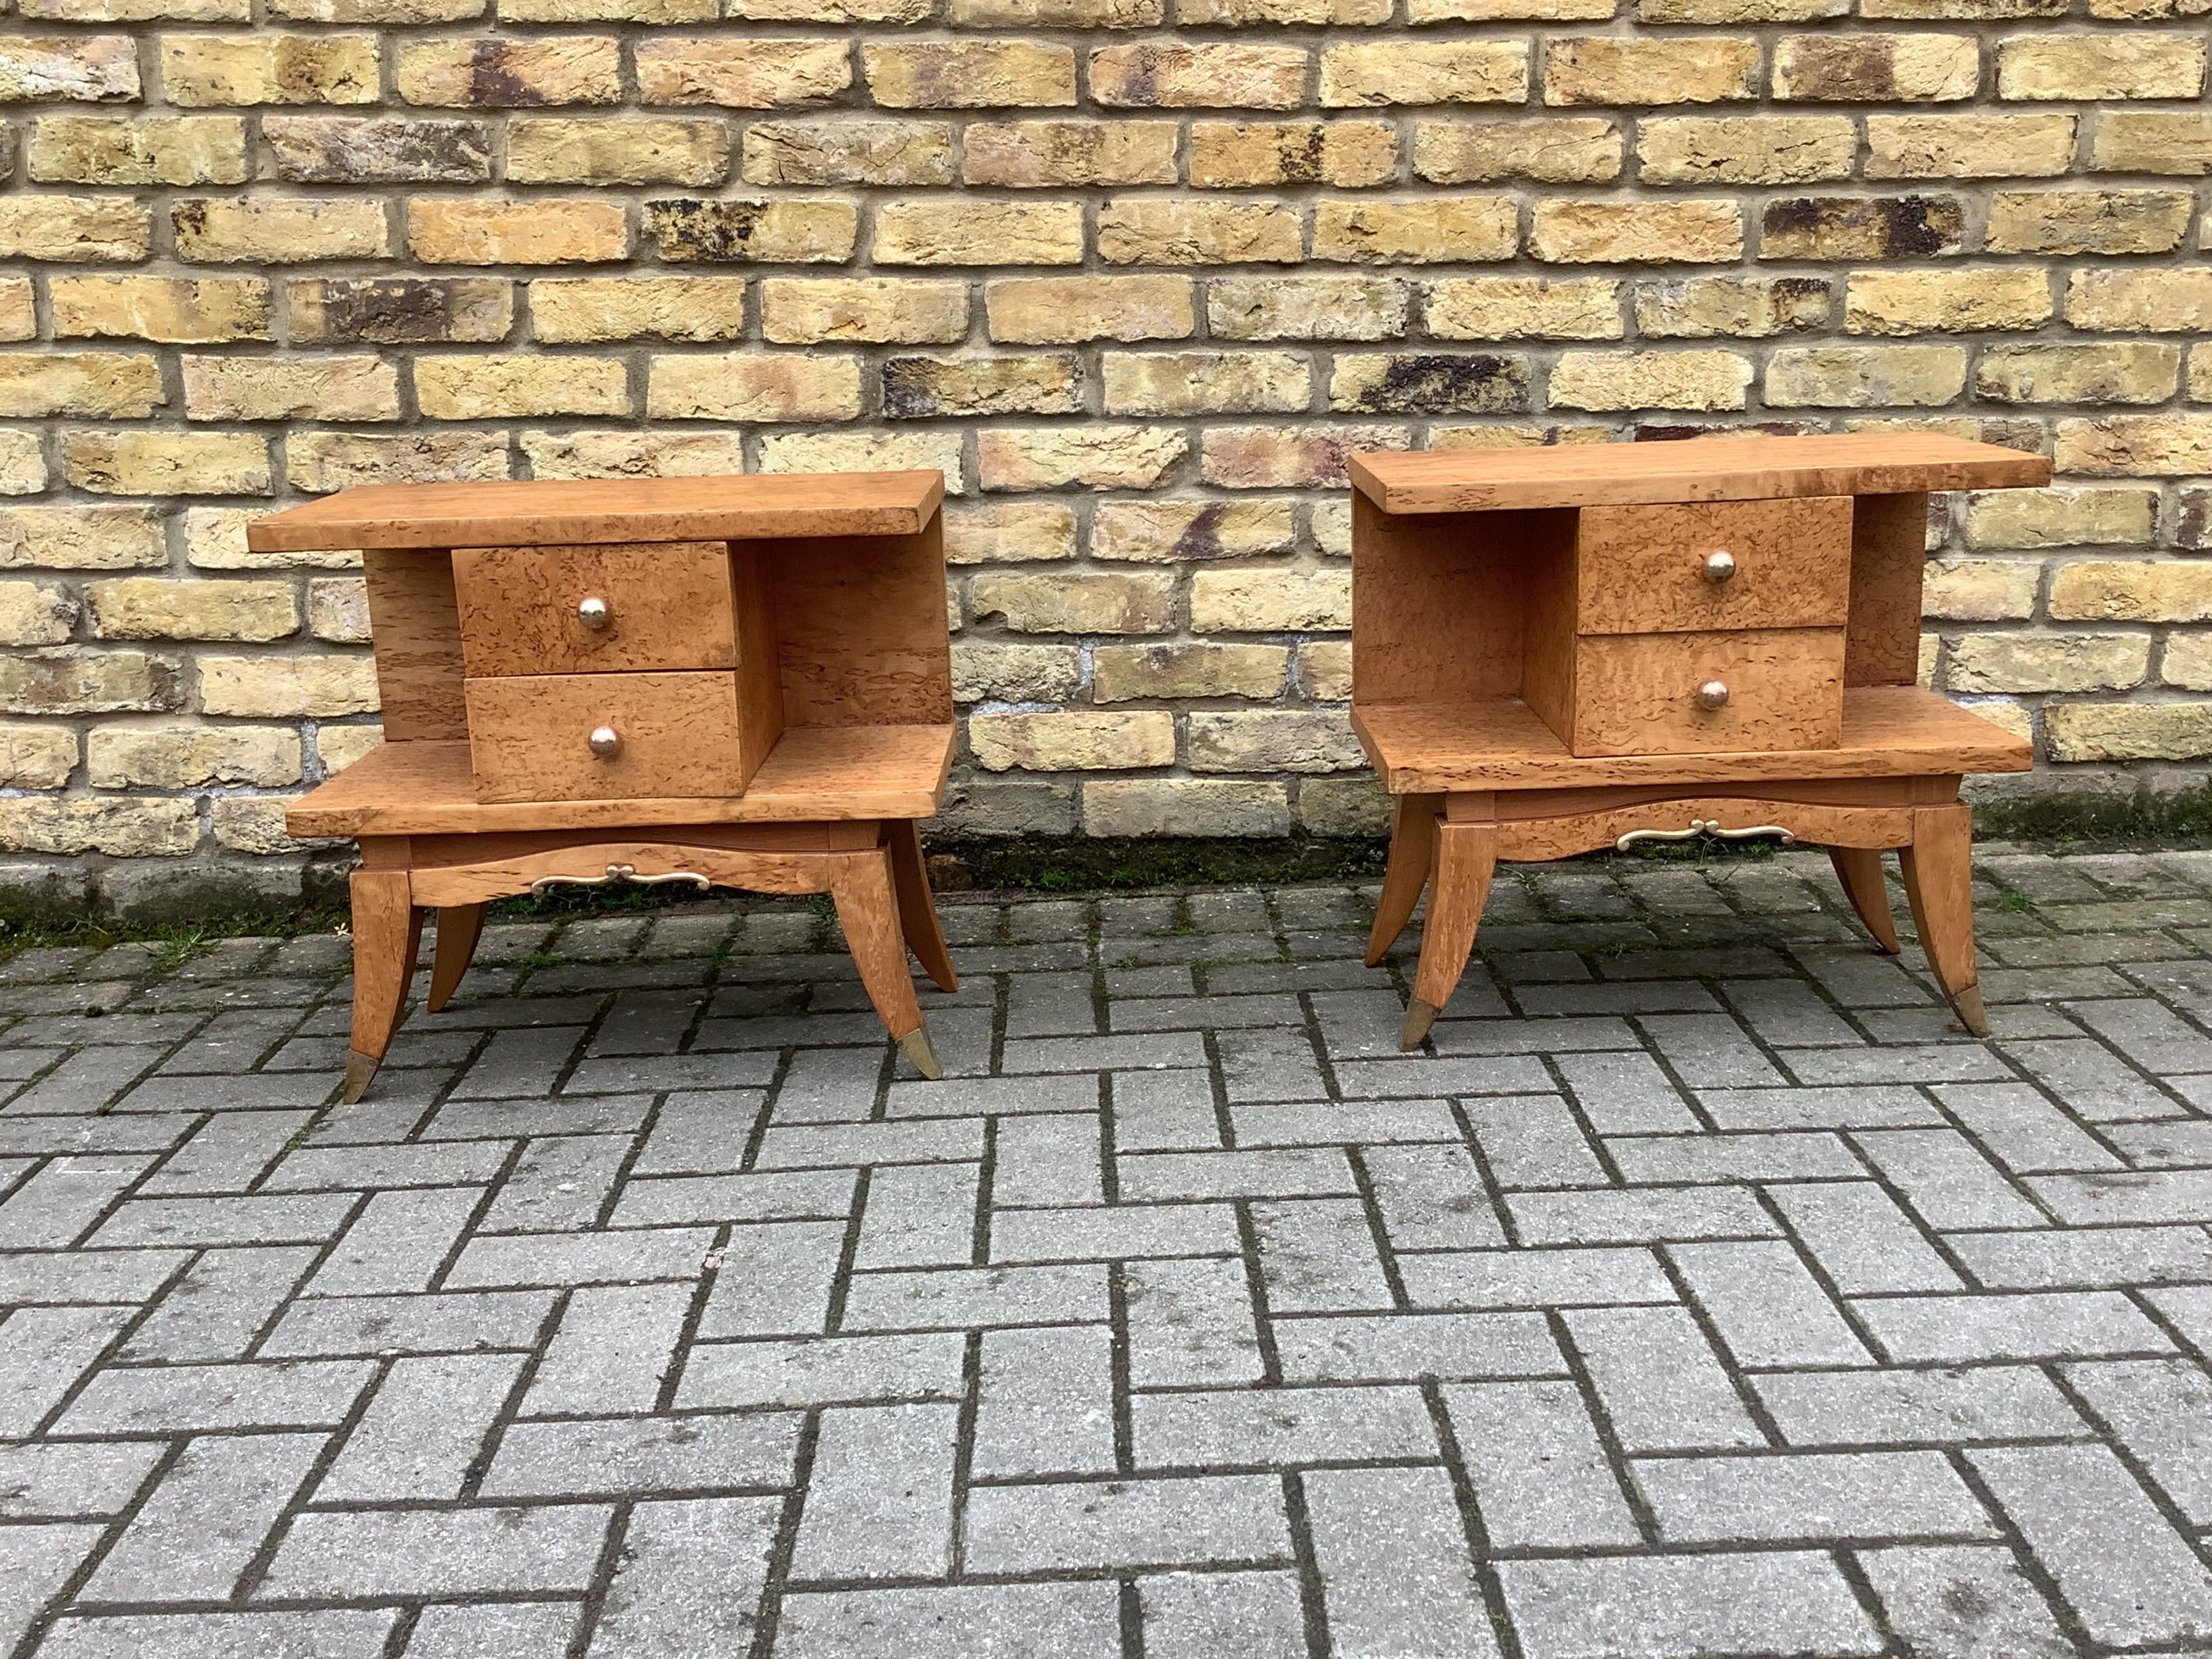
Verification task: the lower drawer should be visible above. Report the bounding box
[466,670,749,804]
[1568,628,1845,757]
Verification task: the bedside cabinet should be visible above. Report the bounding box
[1348,432,2050,1048]
[258,472,960,1103]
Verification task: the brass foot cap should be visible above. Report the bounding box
[341,1050,380,1105]
[1949,983,1990,1039]
[897,1026,944,1081]
[1400,999,1440,1052]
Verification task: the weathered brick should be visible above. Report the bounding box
[1761,194,1963,259]
[1946,633,2148,694]
[0,724,76,789]
[416,354,630,419]
[1193,566,1350,632]
[1532,200,1742,264]
[1414,117,1622,184]
[1,646,180,714]
[1986,190,2192,256]
[1636,274,1830,338]
[1965,487,2157,550]
[880,201,1085,266]
[2056,415,2212,476]
[1322,43,1528,106]
[1765,344,1966,407]
[1846,268,2052,335]
[2067,270,2212,333]
[1313,199,1515,264]
[1773,34,1980,101]
[1188,709,1361,773]
[1639,117,1854,185]
[0,196,150,262]
[172,197,388,263]
[987,276,1195,344]
[743,119,954,185]
[1100,200,1302,265]
[646,197,854,262]
[396,37,622,107]
[1429,276,1622,340]
[2050,562,2212,624]
[2091,112,2212,176]
[1093,44,1307,109]
[972,571,1173,634]
[1190,122,1395,189]
[1975,342,2179,405]
[2047,705,2212,762]
[1866,113,2076,179]
[1102,352,1308,417]
[884,354,1080,418]
[1332,352,1530,414]
[1547,39,1759,105]
[646,353,861,421]
[1083,778,1290,836]
[50,276,270,344]
[1996,33,2207,101]
[867,43,1078,108]
[1922,558,2039,621]
[181,356,400,422]
[85,577,295,640]
[64,431,272,497]
[945,501,1076,563]
[0,36,142,102]
[291,277,513,344]
[0,506,167,570]
[410,199,629,264]
[977,426,1186,491]
[160,35,380,107]
[971,710,1174,771]
[0,354,163,419]
[1099,642,1291,701]
[264,115,492,183]
[1551,350,1753,411]
[508,119,729,186]
[1209,275,1409,341]
[28,115,248,185]
[0,798,199,857]
[1204,424,1405,488]
[967,121,1179,187]
[199,655,380,717]
[765,279,966,344]
[0,580,79,647]
[636,39,852,108]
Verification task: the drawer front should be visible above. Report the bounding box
[466,671,747,804]
[1576,497,1852,635]
[1570,628,1845,756]
[451,541,737,678]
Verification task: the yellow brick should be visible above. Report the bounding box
[1414,117,1622,184]
[972,571,1173,633]
[970,710,1174,771]
[211,796,316,856]
[1092,499,1297,562]
[1191,566,1351,632]
[977,426,1187,491]
[1185,0,1380,18]
[181,356,401,422]
[2165,637,2212,691]
[646,198,855,262]
[1921,558,2039,621]
[29,0,246,14]
[1189,709,1362,773]
[0,354,163,419]
[949,640,1083,703]
[1429,276,1624,340]
[1208,275,1408,340]
[1845,268,2052,334]
[1321,42,1528,107]
[289,431,510,493]
[395,37,621,106]
[1204,424,1406,487]
[877,201,1084,266]
[1092,642,1289,701]
[1332,351,1528,414]
[1986,189,2191,256]
[635,39,852,108]
[2194,347,2212,404]
[1765,345,1967,407]
[1643,0,1840,18]
[0,506,167,571]
[171,197,388,262]
[312,722,382,775]
[1092,44,1306,109]
[529,276,749,343]
[762,278,968,344]
[1546,38,1759,104]
[2066,269,2212,333]
[986,276,1195,344]
[1101,352,1309,417]
[520,430,750,480]
[1295,640,1353,700]
[416,354,630,419]
[0,580,78,646]
[1635,274,1831,337]
[1422,0,1611,15]
[28,115,249,185]
[1975,342,2179,405]
[1189,122,1395,190]
[85,577,298,640]
[1638,116,1854,185]
[310,575,369,642]
[1532,199,1742,264]
[865,42,1078,108]
[1771,34,1980,101]
[2045,704,2212,763]
[1997,33,2207,100]
[743,119,953,185]
[276,0,483,15]
[508,119,729,186]
[159,34,379,106]
[2049,561,2212,623]
[63,429,271,495]
[733,0,928,18]
[0,725,77,790]
[201,654,380,718]
[184,507,358,571]
[409,198,628,264]
[1099,200,1302,265]
[965,120,1180,187]
[944,501,1077,563]
[0,647,180,715]
[0,282,33,344]
[49,275,271,343]
[645,352,862,421]
[1866,113,2076,178]
[953,0,1160,20]
[882,354,1080,419]
[0,431,45,493]
[1946,632,2147,693]
[2091,112,2212,176]
[0,196,152,262]
[2055,415,2212,476]
[0,35,142,102]
[0,798,199,859]
[758,430,964,485]
[1084,779,1288,838]
[1313,199,1515,264]
[1550,349,1752,411]
[1964,487,2156,550]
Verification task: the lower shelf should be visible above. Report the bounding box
[287,723,955,837]
[1353,685,2032,794]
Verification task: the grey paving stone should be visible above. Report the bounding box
[1119,1147,1358,1201]
[1765,1181,1965,1295]
[1399,1246,1675,1311]
[839,1262,1108,1330]
[1443,1378,1641,1550]
[525,1281,694,1414]
[1699,1086,1943,1130]
[1668,1240,1875,1368]
[1555,1051,1702,1134]
[971,1323,1116,1479]
[449,1227,715,1289]
[309,1186,483,1296]
[2062,1357,2212,1523]
[1304,1465,1501,1658]
[83,1430,324,1601]
[754,1117,985,1170]
[483,1412,802,1497]
[0,1439,163,1519]
[1140,1570,1306,1659]
[677,1333,968,1408]
[1123,1254,1265,1387]
[1852,1130,2050,1231]
[775,1582,1122,1659]
[855,1161,982,1268]
[121,1244,320,1364]
[1273,1310,1561,1383]
[403,1602,581,1659]
[2028,1167,2212,1227]
[991,1201,1240,1263]
[260,1503,615,1599]
[3,1305,130,1433]
[1609,1130,1862,1184]
[1853,1290,2175,1363]
[0,1246,186,1305]
[1856,1543,2074,1659]
[316,1351,520,1502]
[476,1133,630,1231]
[1633,1449,1996,1544]
[1751,1365,2085,1447]
[259,1288,555,1357]
[585,1496,779,1658]
[964,1473,1290,1572]
[1498,1551,1883,1659]
[698,1219,846,1337]
[792,1401,958,1580]
[89,1192,358,1250]
[0,1157,158,1250]
[1135,1385,1435,1469]
[611,1168,855,1227]
[41,1611,398,1659]
[56,1357,371,1435]
[1361,1144,1505,1250]
[1,1521,103,1654]
[1945,1223,2212,1290]
[1462,1097,1608,1189]
[1252,1197,1393,1313]
[1508,1185,1779,1246]
[1563,1305,1764,1452]
[429,1092,654,1141]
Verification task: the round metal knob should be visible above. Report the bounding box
[1701,550,1737,585]
[577,596,611,630]
[587,724,621,758]
[1696,680,1731,712]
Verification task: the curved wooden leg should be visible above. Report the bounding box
[426,903,487,1012]
[1405,820,1498,1050]
[887,820,958,993]
[1828,846,1902,955]
[1898,802,1987,1037]
[830,848,938,1079]
[1367,792,1441,968]
[345,868,422,1103]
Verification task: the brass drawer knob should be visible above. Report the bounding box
[577,596,611,630]
[1696,680,1730,711]
[587,724,622,758]
[1701,550,1737,584]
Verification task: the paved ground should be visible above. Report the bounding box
[3,844,2212,1659]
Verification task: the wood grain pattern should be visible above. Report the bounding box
[1519,510,1578,745]
[464,671,750,804]
[1830,846,1903,953]
[1900,800,1984,1029]
[829,846,924,1042]
[1487,775,1961,818]
[362,550,466,742]
[407,840,852,907]
[888,818,958,993]
[1351,685,2031,793]
[769,519,954,727]
[1570,627,1845,756]
[1366,792,1442,966]
[1351,493,1550,707]
[287,726,956,836]
[426,903,485,1011]
[1576,497,1852,635]
[1491,798,1914,861]
[1410,818,1496,1013]
[247,470,946,552]
[451,541,737,677]
[409,821,882,865]
[347,866,419,1066]
[731,539,787,783]
[1351,433,2049,514]
[1847,491,1930,687]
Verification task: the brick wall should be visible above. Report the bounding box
[0,7,2207,912]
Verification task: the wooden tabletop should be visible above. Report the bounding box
[247,471,946,552]
[1350,433,2051,514]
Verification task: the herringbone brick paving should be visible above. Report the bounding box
[4,844,2212,1658]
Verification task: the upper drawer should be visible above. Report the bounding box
[1576,497,1851,635]
[451,541,737,677]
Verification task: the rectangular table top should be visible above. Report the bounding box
[1350,432,2050,515]
[247,470,945,553]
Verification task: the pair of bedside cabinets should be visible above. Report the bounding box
[270,432,2045,1102]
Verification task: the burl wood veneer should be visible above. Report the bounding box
[1348,432,2050,1049]
[264,470,960,1102]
